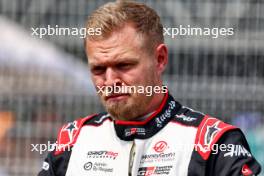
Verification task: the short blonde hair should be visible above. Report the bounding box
[86,0,164,53]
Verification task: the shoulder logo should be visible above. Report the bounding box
[195,116,237,160]
[204,121,220,145]
[55,120,81,154]
[54,115,96,155]
[62,121,78,143]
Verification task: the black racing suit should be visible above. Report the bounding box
[38,92,261,176]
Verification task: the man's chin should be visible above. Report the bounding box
[104,98,127,108]
[104,102,134,120]
[101,94,153,120]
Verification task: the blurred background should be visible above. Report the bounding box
[0,0,263,175]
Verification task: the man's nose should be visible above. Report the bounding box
[104,68,121,86]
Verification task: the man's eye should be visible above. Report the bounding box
[116,63,133,70]
[91,66,106,75]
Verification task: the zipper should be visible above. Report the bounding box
[128,141,136,176]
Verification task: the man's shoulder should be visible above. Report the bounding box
[193,114,238,160]
[171,105,238,160]
[171,105,236,131]
[54,113,111,155]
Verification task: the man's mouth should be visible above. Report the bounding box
[105,93,130,101]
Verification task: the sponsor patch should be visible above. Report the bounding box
[241,164,253,176]
[83,162,93,171]
[224,145,252,158]
[175,114,196,122]
[84,161,113,173]
[138,166,173,176]
[140,152,175,164]
[125,128,146,137]
[87,150,119,160]
[155,101,176,128]
[42,161,49,171]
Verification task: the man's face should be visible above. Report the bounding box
[86,24,161,120]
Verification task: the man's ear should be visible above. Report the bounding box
[155,44,168,75]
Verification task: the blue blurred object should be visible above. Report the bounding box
[232,112,264,174]
[232,112,262,131]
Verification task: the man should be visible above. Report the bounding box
[38,1,261,175]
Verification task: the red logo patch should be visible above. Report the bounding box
[242,164,253,176]
[145,167,155,176]
[195,116,236,160]
[153,141,167,153]
[130,128,137,135]
[54,115,96,155]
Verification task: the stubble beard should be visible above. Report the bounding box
[98,61,159,120]
[102,92,153,121]
[100,78,156,120]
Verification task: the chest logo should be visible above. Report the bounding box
[153,141,168,153]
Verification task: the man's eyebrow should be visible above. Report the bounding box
[89,63,105,69]
[115,56,141,63]
[89,57,139,66]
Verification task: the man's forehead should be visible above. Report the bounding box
[89,53,139,66]
[87,33,144,65]
[86,24,143,51]
[87,41,131,66]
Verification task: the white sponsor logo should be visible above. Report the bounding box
[125,128,146,137]
[140,152,176,163]
[155,101,176,128]
[176,114,196,122]
[94,114,110,124]
[84,162,113,173]
[224,145,252,158]
[42,162,49,171]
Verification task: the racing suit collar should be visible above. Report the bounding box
[114,92,181,141]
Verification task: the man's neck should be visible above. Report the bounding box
[137,92,165,120]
